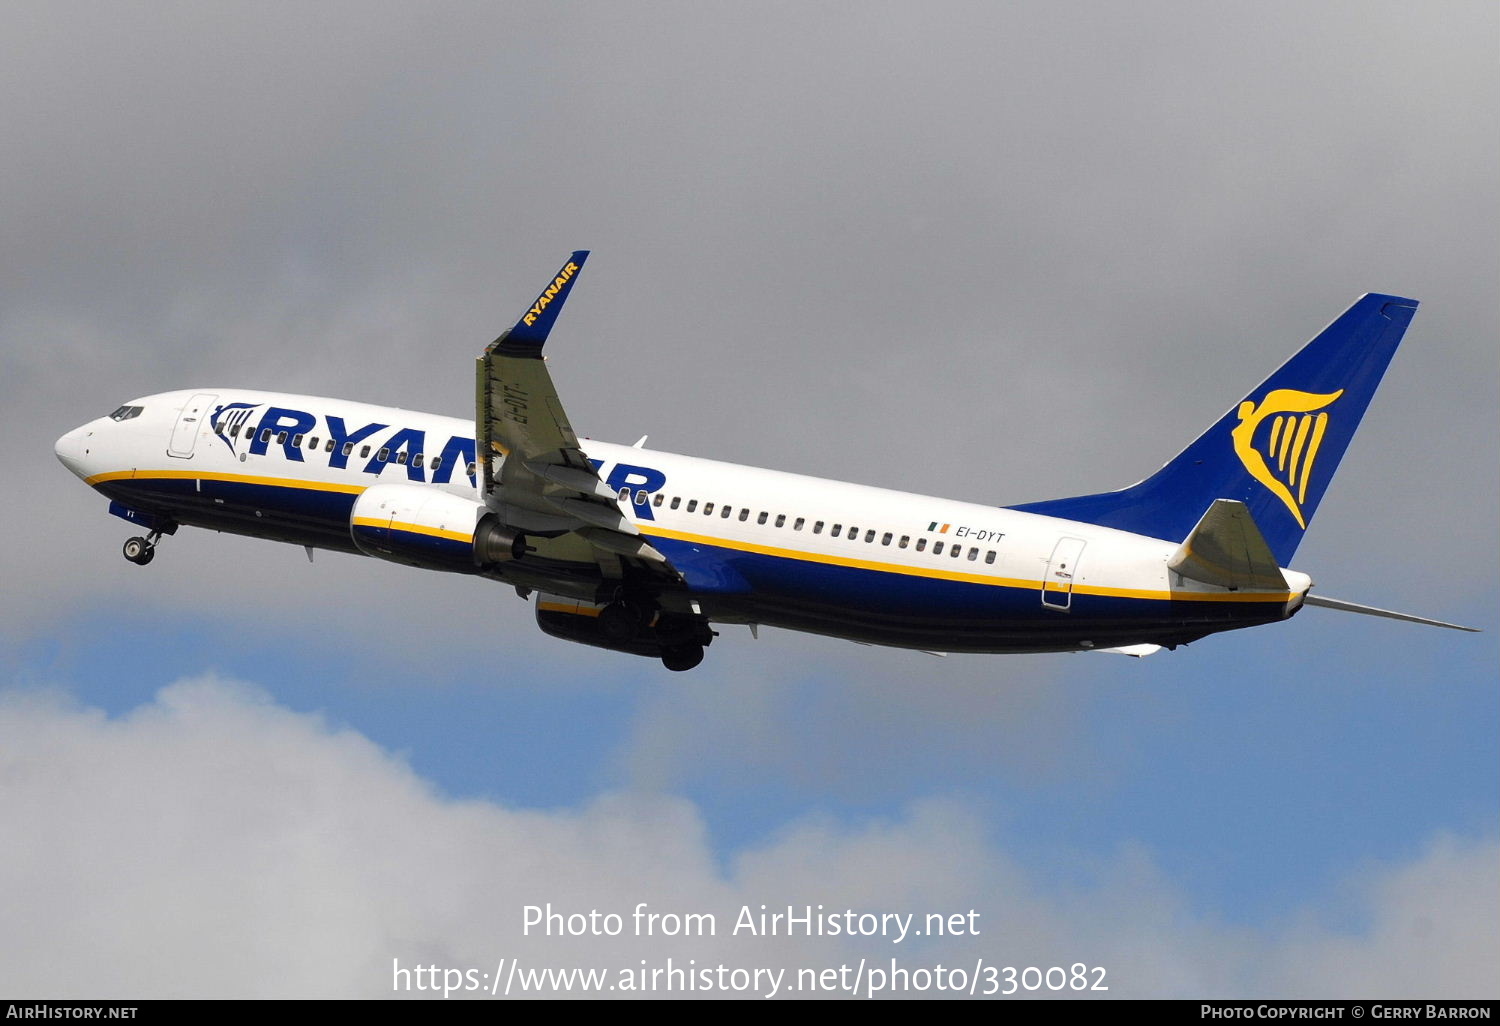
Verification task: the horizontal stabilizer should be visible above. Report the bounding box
[1169,499,1289,592]
[1303,594,1480,632]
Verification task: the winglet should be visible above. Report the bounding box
[492,250,590,356]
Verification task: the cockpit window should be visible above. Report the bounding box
[109,405,144,422]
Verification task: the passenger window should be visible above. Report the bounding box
[229,425,240,437]
[899,536,909,548]
[794,518,805,531]
[670,497,681,510]
[414,454,424,468]
[430,456,442,470]
[292,434,304,447]
[636,490,649,505]
[396,451,408,465]
[653,494,664,507]
[967,548,978,560]
[466,461,477,477]
[813,521,824,534]
[933,542,943,555]
[721,505,732,518]
[261,430,272,443]
[703,502,714,515]
[775,514,786,528]
[377,448,390,462]
[848,526,859,541]
[916,538,927,552]
[687,500,698,512]
[621,487,632,501]
[738,509,749,522]
[343,442,354,456]
[985,550,996,564]
[276,432,289,445]
[325,438,335,453]
[360,445,371,458]
[881,532,892,546]
[757,512,768,525]
[951,546,962,558]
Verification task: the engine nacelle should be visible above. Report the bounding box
[533,592,664,658]
[350,483,522,571]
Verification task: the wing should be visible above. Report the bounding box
[476,252,674,571]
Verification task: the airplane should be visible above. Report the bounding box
[54,252,1477,671]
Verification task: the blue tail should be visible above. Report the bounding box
[1008,294,1419,565]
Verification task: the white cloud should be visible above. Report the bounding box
[1,675,1493,998]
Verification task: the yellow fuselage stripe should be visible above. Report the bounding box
[93,471,1293,604]
[86,468,366,495]
[639,526,1293,604]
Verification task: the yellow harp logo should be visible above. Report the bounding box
[1230,388,1343,529]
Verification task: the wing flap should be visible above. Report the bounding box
[576,527,670,566]
[525,460,621,503]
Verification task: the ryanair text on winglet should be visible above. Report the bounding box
[522,262,580,327]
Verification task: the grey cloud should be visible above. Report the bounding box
[2,3,1492,803]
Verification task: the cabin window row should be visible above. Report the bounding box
[228,425,476,476]
[631,490,998,565]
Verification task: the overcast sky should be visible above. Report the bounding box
[2,0,1495,999]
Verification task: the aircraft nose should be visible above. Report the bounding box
[54,425,91,479]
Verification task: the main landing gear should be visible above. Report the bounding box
[599,595,711,672]
[122,531,163,566]
[659,643,705,673]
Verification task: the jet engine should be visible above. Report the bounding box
[534,592,711,670]
[350,482,522,572]
[533,592,666,657]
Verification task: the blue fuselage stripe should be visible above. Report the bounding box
[98,473,1282,651]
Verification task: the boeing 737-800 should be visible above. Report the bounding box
[54,252,1476,670]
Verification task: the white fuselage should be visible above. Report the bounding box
[56,388,1310,655]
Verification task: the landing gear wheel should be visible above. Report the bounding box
[661,643,705,672]
[122,537,155,565]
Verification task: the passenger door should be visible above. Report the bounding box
[167,393,218,459]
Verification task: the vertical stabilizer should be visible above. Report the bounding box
[1009,294,1417,565]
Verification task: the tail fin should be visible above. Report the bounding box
[1009,294,1418,565]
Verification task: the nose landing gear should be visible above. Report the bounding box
[122,530,164,566]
